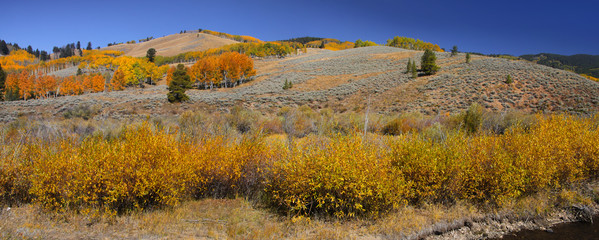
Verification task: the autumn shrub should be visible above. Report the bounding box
[388,136,461,203]
[265,134,407,218]
[0,143,36,205]
[3,113,599,219]
[29,124,194,213]
[259,117,284,134]
[63,104,101,120]
[280,107,316,138]
[227,106,259,134]
[188,133,279,199]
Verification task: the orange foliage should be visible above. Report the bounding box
[111,69,126,91]
[165,66,176,86]
[189,52,255,89]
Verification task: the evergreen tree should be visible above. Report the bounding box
[506,74,513,84]
[40,51,49,61]
[406,59,412,73]
[466,53,471,63]
[0,64,5,101]
[86,42,92,50]
[0,40,8,55]
[411,61,418,78]
[27,45,33,54]
[283,79,293,90]
[421,49,440,75]
[76,41,81,50]
[451,45,458,57]
[146,48,156,63]
[167,64,192,103]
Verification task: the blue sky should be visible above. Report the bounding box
[1,0,597,56]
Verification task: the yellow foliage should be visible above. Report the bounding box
[0,50,36,72]
[582,74,598,81]
[2,114,599,218]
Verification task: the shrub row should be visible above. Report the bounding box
[1,115,599,218]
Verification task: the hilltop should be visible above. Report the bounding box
[102,32,238,57]
[2,46,599,122]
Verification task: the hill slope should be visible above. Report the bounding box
[102,32,238,57]
[520,53,599,78]
[2,46,599,122]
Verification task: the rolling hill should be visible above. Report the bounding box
[102,32,238,57]
[520,53,599,78]
[2,46,599,122]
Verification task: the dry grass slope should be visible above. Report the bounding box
[102,32,238,57]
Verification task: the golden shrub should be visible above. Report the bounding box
[266,134,407,218]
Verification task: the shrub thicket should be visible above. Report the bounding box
[1,113,599,219]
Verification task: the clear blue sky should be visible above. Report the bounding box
[1,0,597,56]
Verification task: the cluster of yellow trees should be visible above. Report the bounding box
[386,36,444,52]
[1,114,599,217]
[201,29,263,43]
[156,41,297,66]
[304,38,355,51]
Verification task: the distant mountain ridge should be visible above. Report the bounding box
[520,53,599,78]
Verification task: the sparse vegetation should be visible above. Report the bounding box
[466,52,471,63]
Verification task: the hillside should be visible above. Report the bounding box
[2,46,599,122]
[102,32,238,57]
[520,53,599,78]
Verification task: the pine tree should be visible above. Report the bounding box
[167,64,192,103]
[506,75,513,84]
[451,45,458,57]
[146,48,156,63]
[40,51,49,61]
[466,53,471,63]
[86,42,92,50]
[406,59,412,73]
[0,40,8,55]
[283,79,288,90]
[411,61,418,78]
[76,41,81,50]
[421,49,439,75]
